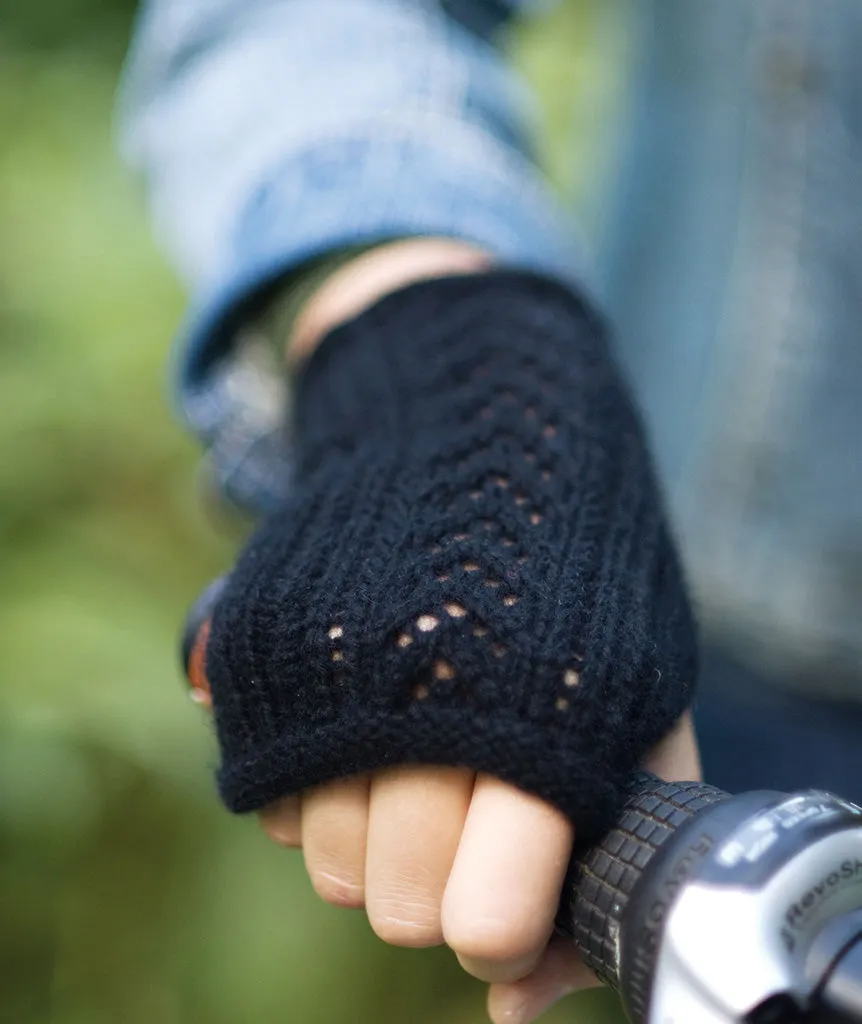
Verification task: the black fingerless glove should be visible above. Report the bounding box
[205,271,698,839]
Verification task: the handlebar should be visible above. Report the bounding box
[560,773,862,1023]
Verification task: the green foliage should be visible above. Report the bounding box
[2,0,137,54]
[0,5,626,1022]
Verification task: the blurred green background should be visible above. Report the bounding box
[0,2,625,1021]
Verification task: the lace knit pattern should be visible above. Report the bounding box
[205,272,698,839]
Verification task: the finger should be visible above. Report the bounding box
[302,776,370,908]
[365,765,474,948]
[442,774,573,984]
[259,795,302,848]
[642,710,701,782]
[487,935,600,1024]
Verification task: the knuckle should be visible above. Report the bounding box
[258,797,302,847]
[260,817,301,848]
[309,869,365,909]
[443,916,539,965]
[367,900,444,948]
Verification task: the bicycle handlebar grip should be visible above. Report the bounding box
[558,772,730,1016]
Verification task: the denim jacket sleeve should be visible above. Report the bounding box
[119,0,581,512]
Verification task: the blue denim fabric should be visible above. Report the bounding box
[121,0,862,690]
[119,0,581,507]
[600,0,862,692]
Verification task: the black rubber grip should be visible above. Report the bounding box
[559,772,730,997]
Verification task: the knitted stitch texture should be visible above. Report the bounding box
[205,271,698,839]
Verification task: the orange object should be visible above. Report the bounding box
[187,619,213,709]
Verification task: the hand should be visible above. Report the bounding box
[259,712,701,1024]
[189,237,699,1022]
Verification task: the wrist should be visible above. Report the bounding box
[286,237,493,367]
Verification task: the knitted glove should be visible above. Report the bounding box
[204,271,698,839]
